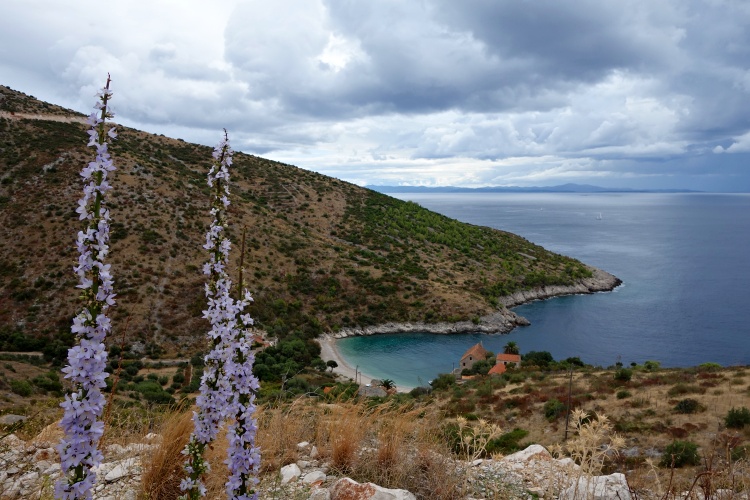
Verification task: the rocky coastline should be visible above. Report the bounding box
[326,266,621,340]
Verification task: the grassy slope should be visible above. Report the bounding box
[1,85,595,354]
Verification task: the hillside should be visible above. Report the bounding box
[0,85,617,355]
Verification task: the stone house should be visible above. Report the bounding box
[460,342,490,371]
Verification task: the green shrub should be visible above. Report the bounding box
[522,351,554,369]
[674,398,703,414]
[667,383,704,397]
[697,362,722,372]
[486,428,529,455]
[616,390,631,399]
[430,373,456,391]
[661,440,700,468]
[471,359,493,376]
[134,380,175,405]
[543,398,566,421]
[614,368,632,382]
[10,379,33,397]
[725,407,750,429]
[409,386,430,397]
[31,372,62,393]
[643,360,661,371]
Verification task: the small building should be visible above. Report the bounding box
[460,342,490,371]
[489,352,522,376]
[358,385,387,398]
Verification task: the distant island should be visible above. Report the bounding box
[367,183,701,194]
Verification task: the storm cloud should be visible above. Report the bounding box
[2,0,750,191]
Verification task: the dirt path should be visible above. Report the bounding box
[0,111,89,124]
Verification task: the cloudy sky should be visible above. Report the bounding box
[2,0,750,191]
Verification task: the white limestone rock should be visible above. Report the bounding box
[329,477,416,500]
[281,463,302,484]
[303,470,327,484]
[559,472,632,500]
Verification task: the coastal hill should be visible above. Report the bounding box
[0,85,617,354]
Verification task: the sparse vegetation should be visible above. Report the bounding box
[0,85,605,370]
[2,85,750,499]
[660,440,700,468]
[725,406,750,429]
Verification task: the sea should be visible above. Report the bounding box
[336,192,750,389]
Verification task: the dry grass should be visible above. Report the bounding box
[135,398,468,500]
[139,409,194,500]
[254,398,320,473]
[446,365,750,498]
[70,364,750,499]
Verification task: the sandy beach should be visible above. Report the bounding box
[318,335,414,393]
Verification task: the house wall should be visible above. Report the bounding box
[461,355,478,370]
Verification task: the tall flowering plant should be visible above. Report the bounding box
[182,131,260,500]
[56,76,117,500]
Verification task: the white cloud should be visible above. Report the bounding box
[724,131,750,153]
[3,0,750,191]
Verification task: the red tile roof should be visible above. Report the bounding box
[497,353,521,363]
[488,363,507,375]
[461,342,489,361]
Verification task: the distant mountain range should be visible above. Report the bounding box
[367,183,700,194]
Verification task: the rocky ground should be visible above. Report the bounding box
[2,426,729,500]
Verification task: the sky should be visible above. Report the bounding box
[2,1,750,191]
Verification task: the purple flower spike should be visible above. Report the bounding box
[56,76,116,500]
[181,131,260,500]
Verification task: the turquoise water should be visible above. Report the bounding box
[336,193,750,389]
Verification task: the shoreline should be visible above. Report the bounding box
[317,267,620,393]
[318,335,416,393]
[325,267,621,340]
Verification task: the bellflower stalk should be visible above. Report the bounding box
[181,131,260,500]
[56,76,116,500]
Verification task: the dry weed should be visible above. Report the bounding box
[255,398,319,473]
[320,401,370,473]
[349,403,466,500]
[139,409,194,500]
[453,415,503,461]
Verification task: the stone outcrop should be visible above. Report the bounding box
[0,432,147,499]
[1,430,641,499]
[497,267,622,308]
[329,267,620,339]
[477,444,632,499]
[330,308,526,338]
[560,473,632,500]
[329,477,416,500]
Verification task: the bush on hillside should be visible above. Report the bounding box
[674,398,703,414]
[543,398,566,421]
[614,368,632,382]
[697,362,722,372]
[725,407,750,429]
[430,373,456,391]
[10,379,33,397]
[522,351,554,369]
[661,440,700,468]
[486,428,529,455]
